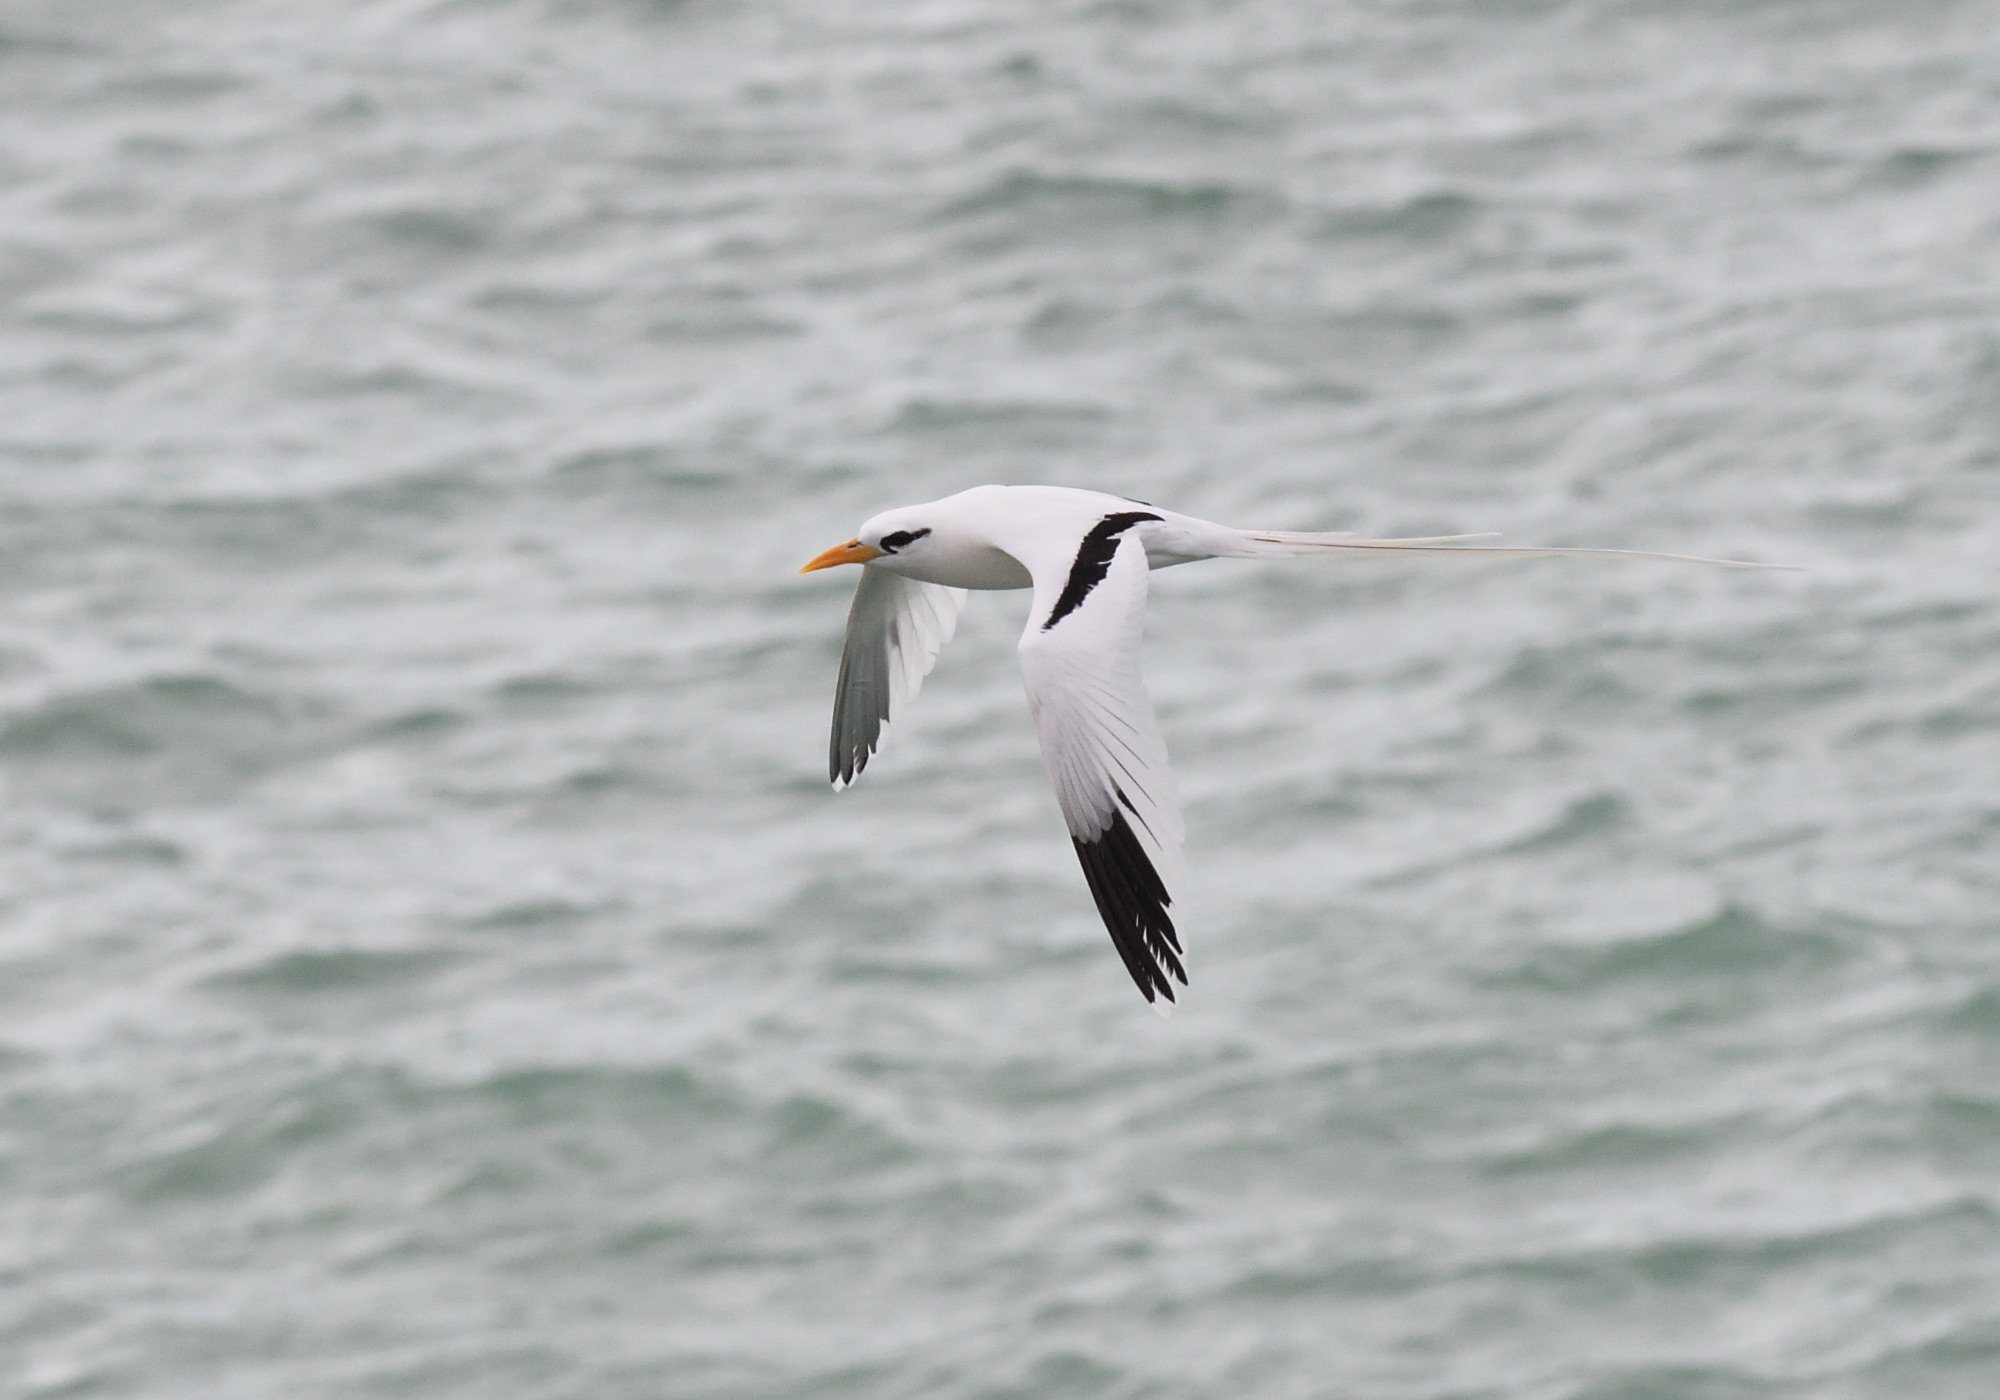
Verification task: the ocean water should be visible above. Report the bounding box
[2,1,1997,1396]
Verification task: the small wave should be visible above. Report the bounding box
[1915,1089,2000,1157]
[0,23,92,59]
[547,443,735,495]
[1911,703,2000,742]
[1499,902,1846,992]
[824,954,979,989]
[1361,791,1631,890]
[58,832,187,865]
[26,294,223,337]
[490,671,597,705]
[0,674,303,801]
[314,461,495,519]
[1560,1362,1767,1400]
[1844,1315,2000,1392]
[934,167,1280,228]
[283,359,516,408]
[1686,131,1837,171]
[643,306,806,343]
[1259,375,1371,405]
[1315,189,1482,243]
[0,674,266,758]
[112,1084,369,1205]
[766,1091,916,1168]
[468,1063,739,1127]
[997,1350,1130,1395]
[1223,1252,1432,1302]
[1477,642,1643,710]
[458,896,607,932]
[113,67,247,103]
[139,469,477,555]
[1865,145,1985,190]
[367,706,468,741]
[206,947,461,996]
[1479,1115,1731,1179]
[1681,673,1864,718]
[425,1063,914,1177]
[1491,791,1631,856]
[367,206,491,253]
[595,1216,702,1258]
[1942,985,2000,1039]
[1476,1195,1999,1289]
[889,395,1114,437]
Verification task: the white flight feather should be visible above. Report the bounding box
[1017,535,1187,1013]
[829,570,967,789]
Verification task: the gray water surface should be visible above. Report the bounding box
[3,2,1998,1397]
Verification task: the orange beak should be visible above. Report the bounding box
[798,538,883,573]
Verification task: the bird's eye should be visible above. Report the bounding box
[879,528,930,552]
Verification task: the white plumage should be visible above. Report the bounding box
[801,484,1788,1011]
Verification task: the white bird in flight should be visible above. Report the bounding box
[801,484,1786,1012]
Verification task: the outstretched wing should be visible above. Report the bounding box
[1017,528,1188,1010]
[830,569,967,788]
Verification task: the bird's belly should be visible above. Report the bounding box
[898,543,1033,591]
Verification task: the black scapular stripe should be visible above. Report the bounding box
[1042,511,1161,631]
[1072,800,1185,1004]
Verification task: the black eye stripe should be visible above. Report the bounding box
[879,528,930,552]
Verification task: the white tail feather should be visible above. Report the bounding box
[1242,530,1797,571]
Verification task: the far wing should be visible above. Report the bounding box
[1017,531,1188,1009]
[830,569,967,788]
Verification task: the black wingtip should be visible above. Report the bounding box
[1071,807,1185,1004]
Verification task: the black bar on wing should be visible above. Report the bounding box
[1041,511,1162,631]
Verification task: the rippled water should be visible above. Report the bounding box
[3,2,1998,1396]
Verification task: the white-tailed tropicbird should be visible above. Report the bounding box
[801,484,1788,1011]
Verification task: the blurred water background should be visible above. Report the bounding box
[3,1,1998,1396]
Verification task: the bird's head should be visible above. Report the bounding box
[799,510,937,574]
